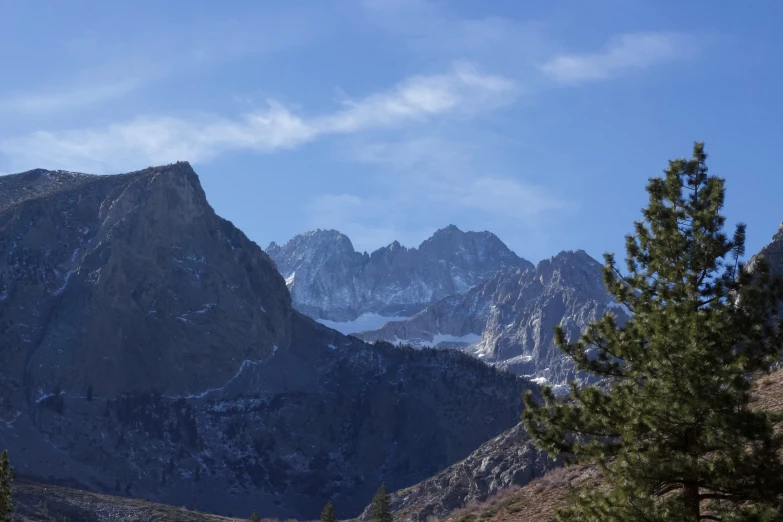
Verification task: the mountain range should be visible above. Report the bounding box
[266,226,532,322]
[0,164,536,519]
[272,229,629,387]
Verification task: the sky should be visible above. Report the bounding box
[1,0,782,264]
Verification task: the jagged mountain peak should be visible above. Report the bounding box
[774,222,783,242]
[541,249,596,266]
[267,228,356,253]
[357,247,626,386]
[295,228,349,242]
[267,226,532,321]
[386,239,405,251]
[422,224,509,247]
[430,223,463,236]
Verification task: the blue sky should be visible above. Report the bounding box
[2,0,782,263]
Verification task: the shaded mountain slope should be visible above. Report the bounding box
[12,477,243,522]
[0,164,535,519]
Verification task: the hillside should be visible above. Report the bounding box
[433,368,783,522]
[12,478,243,522]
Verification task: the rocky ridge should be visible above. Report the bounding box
[0,164,536,519]
[266,226,532,322]
[358,422,558,522]
[357,250,630,386]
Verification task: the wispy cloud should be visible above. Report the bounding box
[542,32,694,84]
[359,0,550,60]
[0,5,324,119]
[0,80,143,115]
[0,62,516,173]
[351,136,566,221]
[307,135,569,252]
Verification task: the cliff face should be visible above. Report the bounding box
[266,225,532,321]
[357,251,630,387]
[0,164,291,404]
[0,165,536,519]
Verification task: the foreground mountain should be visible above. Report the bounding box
[0,164,536,519]
[266,226,532,322]
[357,250,630,387]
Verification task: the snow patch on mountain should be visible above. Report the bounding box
[391,332,483,349]
[317,313,409,335]
[357,250,632,387]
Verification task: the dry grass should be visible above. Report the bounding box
[751,369,783,414]
[12,478,244,522]
[440,466,593,522]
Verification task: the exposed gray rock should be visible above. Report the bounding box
[266,225,532,321]
[358,423,558,522]
[0,164,537,520]
[754,222,783,280]
[357,251,631,387]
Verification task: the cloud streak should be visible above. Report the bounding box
[307,135,569,252]
[0,62,515,173]
[0,80,143,115]
[542,32,693,84]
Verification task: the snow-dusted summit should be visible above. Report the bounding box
[266,225,532,321]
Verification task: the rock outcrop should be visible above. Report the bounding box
[266,226,532,321]
[754,222,783,280]
[0,165,536,519]
[358,423,558,522]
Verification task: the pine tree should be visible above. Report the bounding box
[321,501,337,522]
[370,483,392,522]
[248,510,261,522]
[523,143,783,521]
[0,450,13,521]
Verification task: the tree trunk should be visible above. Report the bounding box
[683,481,700,520]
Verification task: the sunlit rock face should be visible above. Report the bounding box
[266,225,532,322]
[357,250,630,388]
